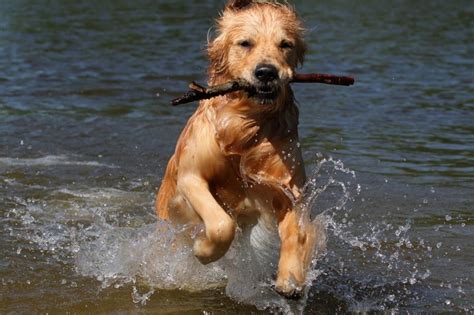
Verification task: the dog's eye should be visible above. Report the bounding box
[238,40,252,48]
[280,40,294,49]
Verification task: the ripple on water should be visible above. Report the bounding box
[0,155,118,168]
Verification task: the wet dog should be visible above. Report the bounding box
[156,0,323,298]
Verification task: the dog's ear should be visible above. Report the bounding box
[225,0,253,11]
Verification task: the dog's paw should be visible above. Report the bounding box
[274,276,304,299]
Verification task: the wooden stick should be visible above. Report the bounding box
[169,73,354,106]
[291,73,354,86]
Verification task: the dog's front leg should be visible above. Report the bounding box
[177,174,236,264]
[275,210,316,298]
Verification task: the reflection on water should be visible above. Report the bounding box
[1,0,473,313]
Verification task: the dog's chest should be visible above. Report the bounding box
[212,171,271,216]
[211,156,295,221]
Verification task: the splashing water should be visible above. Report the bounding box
[6,154,456,313]
[301,156,451,312]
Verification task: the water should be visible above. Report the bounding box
[1,0,473,313]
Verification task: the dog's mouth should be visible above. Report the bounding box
[250,84,280,104]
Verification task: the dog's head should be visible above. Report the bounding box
[208,0,306,106]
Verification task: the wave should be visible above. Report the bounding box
[0,155,118,168]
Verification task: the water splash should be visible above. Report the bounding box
[300,153,355,219]
[4,155,350,313]
[5,155,464,312]
[75,222,227,291]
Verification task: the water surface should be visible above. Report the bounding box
[1,0,473,313]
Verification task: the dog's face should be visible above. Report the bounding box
[208,1,306,105]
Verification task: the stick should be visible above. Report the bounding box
[171,80,254,106]
[169,73,354,106]
[291,73,354,86]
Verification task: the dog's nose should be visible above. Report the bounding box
[254,64,278,82]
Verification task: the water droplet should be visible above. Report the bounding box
[422,198,428,204]
[71,244,80,253]
[409,278,417,285]
[430,187,435,193]
[387,294,395,301]
[436,242,442,249]
[445,299,451,305]
[445,215,452,221]
[421,269,431,279]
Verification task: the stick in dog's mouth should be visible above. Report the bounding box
[169,73,354,106]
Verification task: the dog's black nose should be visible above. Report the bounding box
[254,64,278,82]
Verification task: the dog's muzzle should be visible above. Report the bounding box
[252,63,280,103]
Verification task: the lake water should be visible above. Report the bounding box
[1,0,472,313]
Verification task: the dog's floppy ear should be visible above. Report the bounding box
[225,0,253,11]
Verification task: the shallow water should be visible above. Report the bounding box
[1,0,473,313]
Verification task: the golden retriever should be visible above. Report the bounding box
[156,0,323,298]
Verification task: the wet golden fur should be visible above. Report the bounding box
[156,0,322,297]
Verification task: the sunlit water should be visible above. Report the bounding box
[1,0,473,313]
